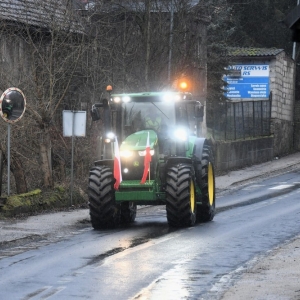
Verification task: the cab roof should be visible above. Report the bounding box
[110,91,193,102]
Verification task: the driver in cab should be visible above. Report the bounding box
[144,105,163,131]
[144,105,169,153]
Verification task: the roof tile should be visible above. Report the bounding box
[227,47,284,57]
[0,0,83,33]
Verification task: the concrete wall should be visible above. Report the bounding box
[272,119,294,156]
[294,100,300,150]
[213,137,274,174]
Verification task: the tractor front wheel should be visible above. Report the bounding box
[165,164,196,227]
[88,166,120,229]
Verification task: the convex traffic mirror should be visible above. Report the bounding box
[0,88,26,123]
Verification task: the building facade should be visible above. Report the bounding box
[215,48,296,173]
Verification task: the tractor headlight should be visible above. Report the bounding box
[123,96,131,103]
[163,93,174,102]
[173,128,188,142]
[113,96,121,103]
[162,93,182,102]
[138,149,155,156]
[112,96,131,103]
[120,150,134,158]
[104,132,115,143]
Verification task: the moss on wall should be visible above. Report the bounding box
[0,186,87,217]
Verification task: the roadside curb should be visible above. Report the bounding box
[216,152,300,194]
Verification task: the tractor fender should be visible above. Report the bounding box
[94,159,114,169]
[165,156,193,169]
[192,138,210,186]
[192,137,207,162]
[164,138,210,176]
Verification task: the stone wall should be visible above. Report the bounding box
[270,52,295,122]
[270,51,295,156]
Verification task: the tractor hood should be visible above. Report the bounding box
[120,130,157,151]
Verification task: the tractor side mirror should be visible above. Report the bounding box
[195,104,204,120]
[91,105,101,121]
[102,98,109,108]
[90,99,110,121]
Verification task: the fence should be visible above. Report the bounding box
[210,98,272,141]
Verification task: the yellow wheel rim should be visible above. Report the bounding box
[190,179,195,213]
[208,162,214,206]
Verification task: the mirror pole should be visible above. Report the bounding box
[7,123,10,196]
[70,112,75,206]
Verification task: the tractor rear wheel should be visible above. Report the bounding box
[165,164,197,227]
[120,202,137,224]
[88,166,120,229]
[196,144,216,222]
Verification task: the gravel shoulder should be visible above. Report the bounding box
[216,152,300,300]
[0,208,90,253]
[220,236,300,300]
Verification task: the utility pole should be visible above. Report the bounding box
[168,0,174,83]
[145,0,151,90]
[293,0,300,60]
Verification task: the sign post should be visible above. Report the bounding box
[63,110,86,205]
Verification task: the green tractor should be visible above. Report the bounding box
[88,86,216,229]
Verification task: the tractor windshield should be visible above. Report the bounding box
[121,102,176,136]
[109,93,200,141]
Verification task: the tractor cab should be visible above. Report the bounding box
[99,91,204,159]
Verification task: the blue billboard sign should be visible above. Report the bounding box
[224,65,270,99]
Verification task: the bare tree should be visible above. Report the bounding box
[0,0,88,191]
[0,0,215,194]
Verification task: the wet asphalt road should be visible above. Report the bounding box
[0,170,300,299]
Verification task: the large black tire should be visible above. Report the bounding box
[120,202,137,224]
[88,166,120,229]
[165,164,197,227]
[196,143,216,222]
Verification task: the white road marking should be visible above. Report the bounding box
[243,183,298,191]
[269,184,294,190]
[242,185,265,190]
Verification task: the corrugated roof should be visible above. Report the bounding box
[0,0,83,33]
[77,0,200,13]
[227,47,284,57]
